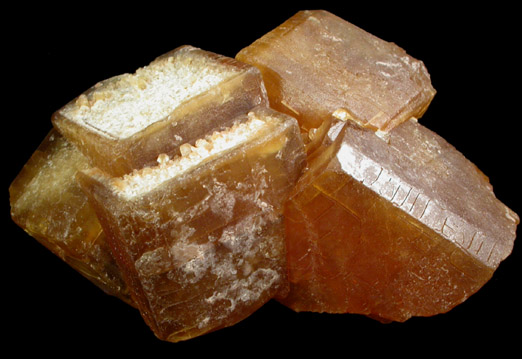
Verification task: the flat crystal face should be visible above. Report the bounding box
[59,46,242,139]
[78,107,306,341]
[52,46,268,176]
[282,118,517,321]
[10,131,93,252]
[8,8,518,344]
[237,10,436,133]
[334,119,517,268]
[9,130,132,303]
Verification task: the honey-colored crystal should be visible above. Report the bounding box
[282,116,518,321]
[9,10,518,340]
[53,45,268,177]
[9,130,132,304]
[78,107,306,342]
[236,10,436,134]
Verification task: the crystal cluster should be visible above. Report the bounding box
[78,107,306,341]
[9,9,517,341]
[236,10,518,321]
[11,46,306,341]
[53,46,268,177]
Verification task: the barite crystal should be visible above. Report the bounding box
[53,45,268,177]
[9,45,270,311]
[9,130,132,304]
[77,107,306,342]
[236,9,518,321]
[9,9,518,342]
[236,10,436,134]
[282,114,518,321]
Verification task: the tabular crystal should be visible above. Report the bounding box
[9,130,132,304]
[282,114,518,321]
[236,10,436,134]
[53,45,268,177]
[78,107,306,341]
[9,10,518,338]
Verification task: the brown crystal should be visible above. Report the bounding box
[9,10,518,341]
[53,45,268,177]
[236,10,436,134]
[9,130,132,304]
[77,107,306,341]
[281,115,518,321]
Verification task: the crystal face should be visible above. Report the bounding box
[53,45,268,177]
[8,9,518,343]
[236,10,436,134]
[77,107,306,341]
[9,130,132,304]
[281,117,518,321]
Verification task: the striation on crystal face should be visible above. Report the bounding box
[236,10,436,135]
[281,114,518,322]
[77,106,307,342]
[9,130,132,304]
[53,45,268,177]
[8,9,518,341]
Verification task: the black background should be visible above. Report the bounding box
[4,2,520,355]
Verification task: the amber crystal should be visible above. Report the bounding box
[9,130,132,304]
[77,107,306,342]
[9,10,518,343]
[282,114,518,322]
[236,10,436,134]
[53,45,268,177]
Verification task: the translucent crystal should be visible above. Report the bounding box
[282,115,518,321]
[236,10,436,134]
[9,130,132,304]
[53,45,268,177]
[78,107,306,341]
[9,10,517,340]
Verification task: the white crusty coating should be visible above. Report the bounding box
[60,48,241,139]
[110,114,270,199]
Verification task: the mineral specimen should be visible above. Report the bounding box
[236,9,517,321]
[9,130,132,304]
[11,45,270,309]
[9,8,518,343]
[282,113,518,321]
[53,45,268,177]
[77,106,306,342]
[236,10,436,134]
